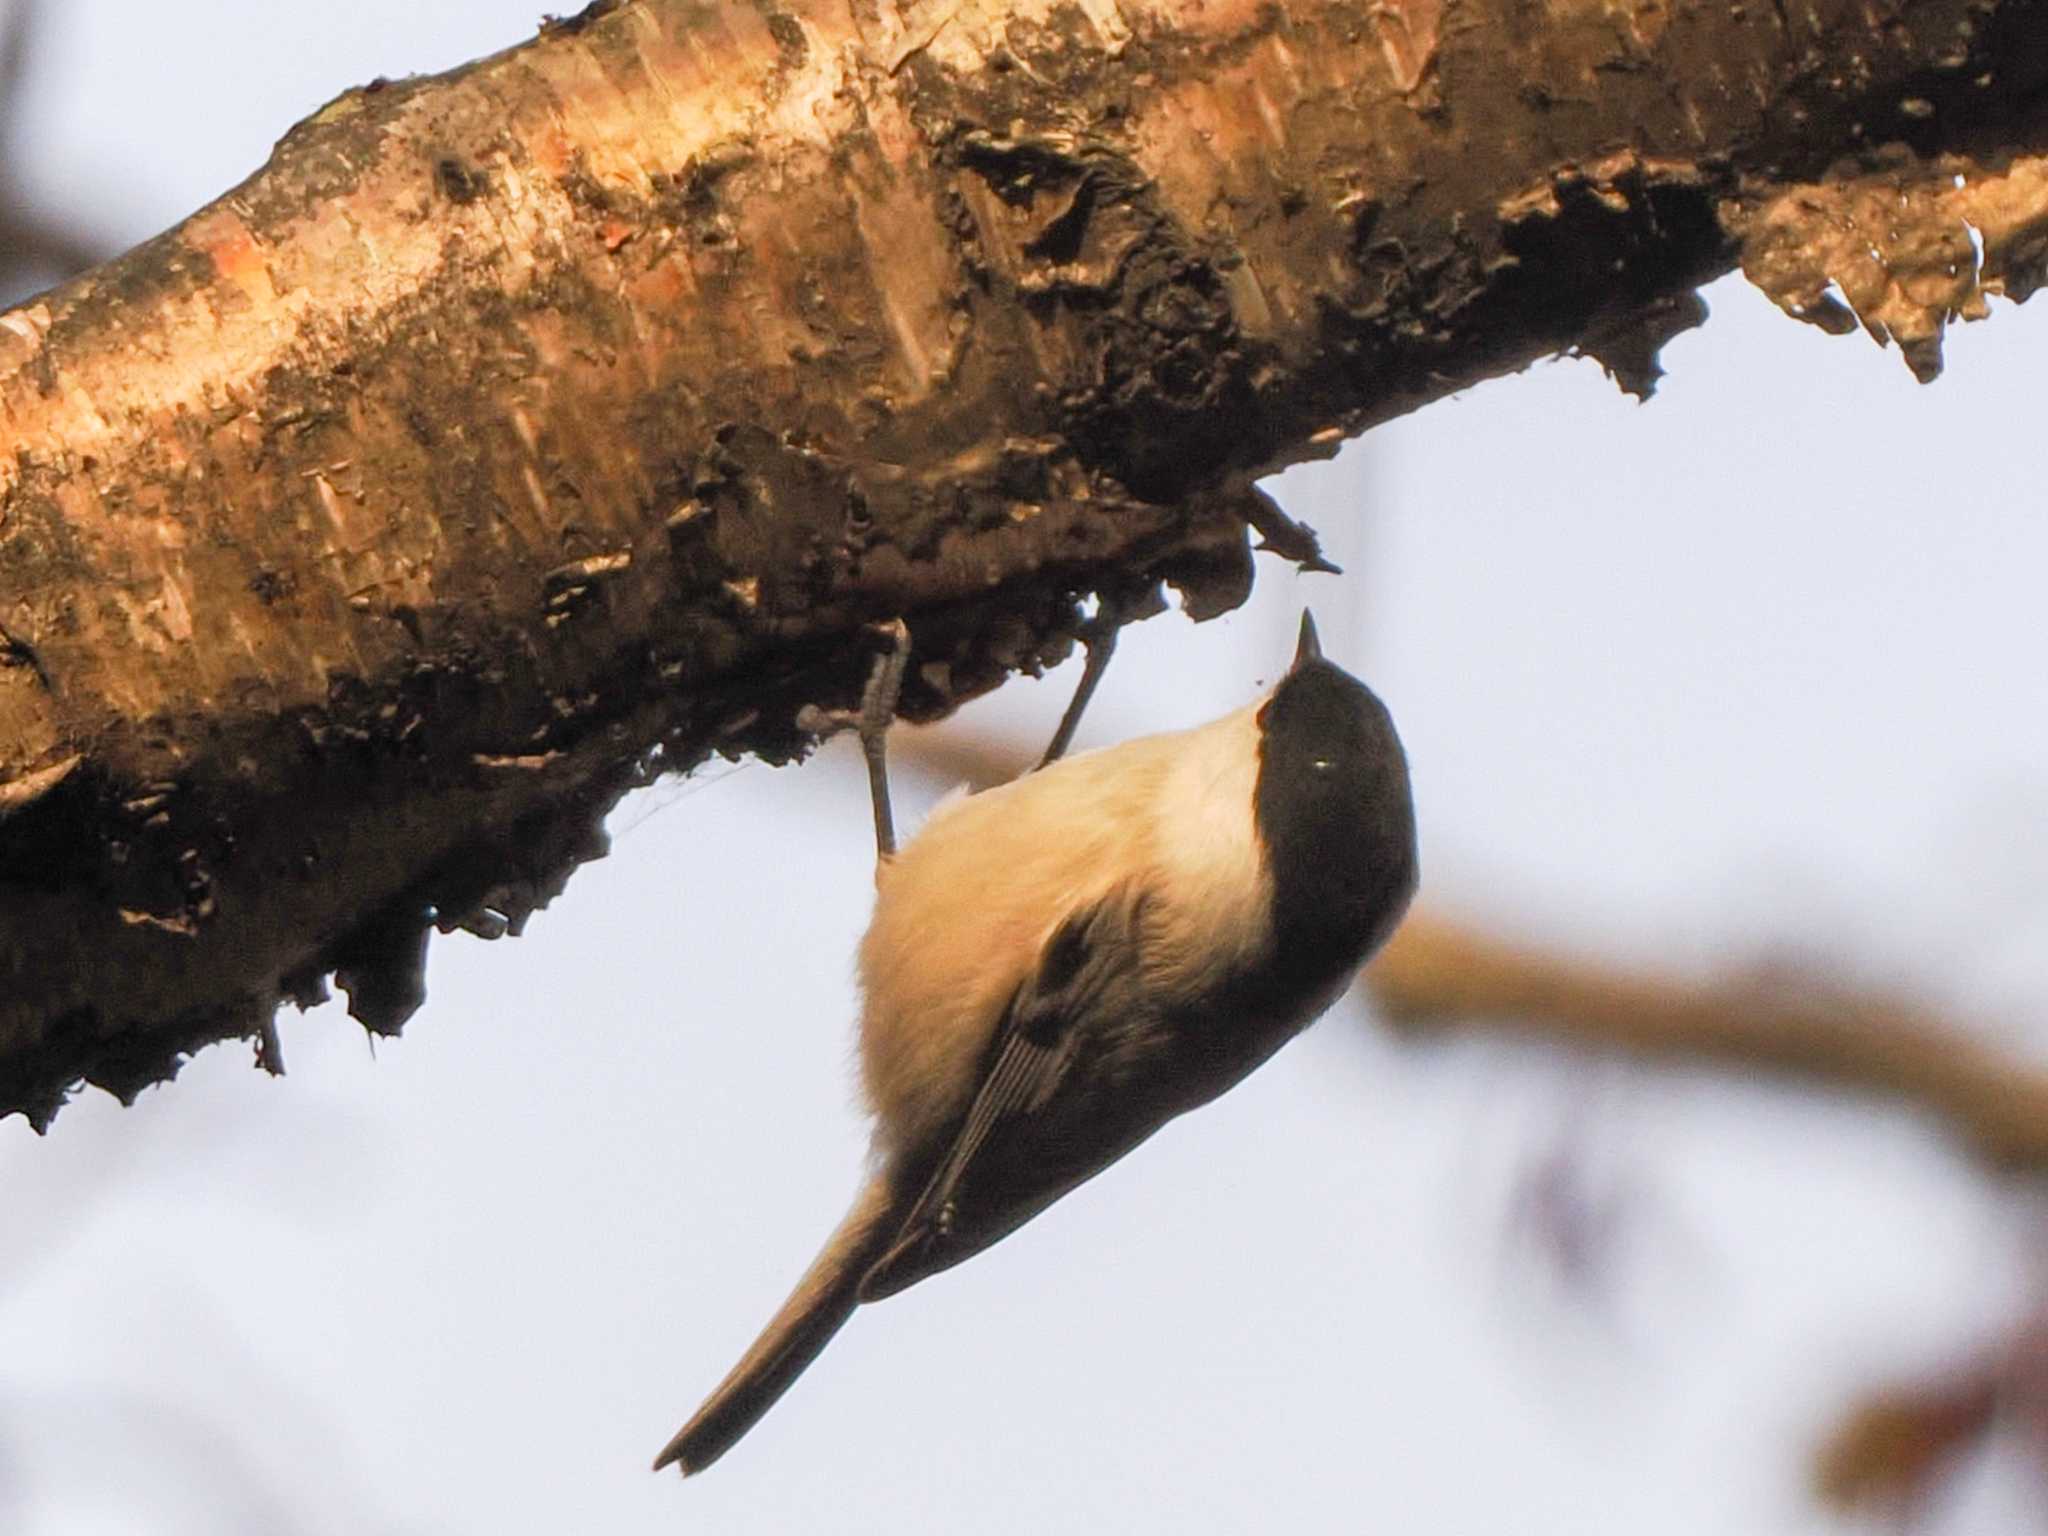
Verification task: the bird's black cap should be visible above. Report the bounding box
[1254,611,1417,978]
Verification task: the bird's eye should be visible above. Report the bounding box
[1311,756,1335,772]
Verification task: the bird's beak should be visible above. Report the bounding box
[1293,610,1322,669]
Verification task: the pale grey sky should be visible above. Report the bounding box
[4,5,2046,1532]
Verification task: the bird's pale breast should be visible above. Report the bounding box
[855,704,1272,1156]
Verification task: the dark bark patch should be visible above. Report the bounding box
[0,623,51,692]
[248,566,297,605]
[435,155,490,205]
[332,899,431,1037]
[0,755,102,895]
[764,11,807,63]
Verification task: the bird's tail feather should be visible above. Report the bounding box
[654,1175,899,1476]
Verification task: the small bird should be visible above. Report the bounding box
[656,610,1417,1474]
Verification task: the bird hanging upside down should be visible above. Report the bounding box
[657,609,1417,1475]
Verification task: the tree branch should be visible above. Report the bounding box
[1366,913,2048,1171]
[4,0,2048,1124]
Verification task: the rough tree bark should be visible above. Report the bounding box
[3,0,2046,1127]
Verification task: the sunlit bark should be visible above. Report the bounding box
[4,0,2046,1124]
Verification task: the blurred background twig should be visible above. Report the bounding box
[1367,914,2048,1172]
[0,2,106,303]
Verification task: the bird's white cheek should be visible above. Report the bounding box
[1141,706,1272,980]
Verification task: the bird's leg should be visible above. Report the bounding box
[855,621,911,860]
[1037,597,1122,770]
[798,619,912,863]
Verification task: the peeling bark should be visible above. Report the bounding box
[1732,142,2048,379]
[3,0,2046,1126]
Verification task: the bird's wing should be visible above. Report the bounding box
[857,893,1151,1301]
